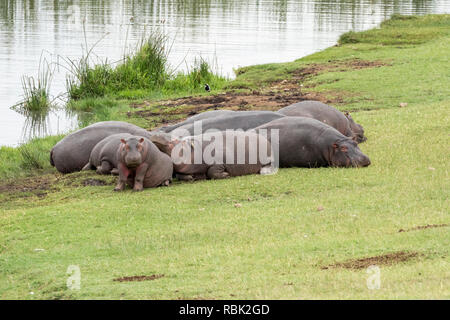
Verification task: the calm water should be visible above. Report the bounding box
[0,0,449,146]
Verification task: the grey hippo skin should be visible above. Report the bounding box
[277,100,367,143]
[115,137,173,191]
[83,133,142,175]
[50,121,154,174]
[170,111,285,137]
[150,131,274,180]
[255,117,371,168]
[157,110,235,133]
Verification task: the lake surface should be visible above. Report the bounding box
[0,0,449,146]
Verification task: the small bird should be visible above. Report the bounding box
[204,84,210,92]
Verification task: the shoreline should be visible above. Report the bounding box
[2,14,449,180]
[0,14,449,299]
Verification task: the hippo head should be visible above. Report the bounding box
[149,133,180,156]
[345,112,367,143]
[329,138,371,168]
[120,137,146,168]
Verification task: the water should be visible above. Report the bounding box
[0,0,449,146]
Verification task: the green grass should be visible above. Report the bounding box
[66,32,227,102]
[0,14,449,299]
[0,135,63,179]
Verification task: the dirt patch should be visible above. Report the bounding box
[293,58,388,79]
[113,274,164,282]
[398,224,449,233]
[322,251,420,270]
[128,58,388,129]
[82,178,108,187]
[0,174,59,198]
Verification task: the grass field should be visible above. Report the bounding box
[0,14,449,299]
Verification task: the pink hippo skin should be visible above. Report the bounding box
[114,137,173,191]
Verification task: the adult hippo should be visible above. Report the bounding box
[157,110,235,133]
[170,111,285,137]
[149,131,274,180]
[277,101,367,143]
[254,117,370,168]
[50,121,153,173]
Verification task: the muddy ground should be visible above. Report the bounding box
[128,58,390,129]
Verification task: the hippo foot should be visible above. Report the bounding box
[114,181,126,192]
[162,179,171,186]
[111,168,119,176]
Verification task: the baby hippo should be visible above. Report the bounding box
[82,133,135,175]
[115,136,173,192]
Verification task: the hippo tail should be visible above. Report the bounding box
[50,149,55,167]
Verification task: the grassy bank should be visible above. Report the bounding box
[0,14,449,299]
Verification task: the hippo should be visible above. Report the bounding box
[157,110,235,133]
[50,121,154,174]
[82,133,140,175]
[345,112,366,143]
[277,101,367,143]
[149,131,274,180]
[169,111,285,137]
[115,136,173,191]
[254,117,370,168]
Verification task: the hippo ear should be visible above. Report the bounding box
[139,138,145,144]
[120,139,127,144]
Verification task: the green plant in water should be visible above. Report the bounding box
[13,56,55,115]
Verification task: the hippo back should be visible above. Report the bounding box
[255,116,347,167]
[171,111,285,137]
[277,101,353,138]
[51,121,153,173]
[158,110,235,133]
[89,133,135,168]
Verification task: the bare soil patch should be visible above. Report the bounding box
[398,224,449,233]
[113,274,165,282]
[293,58,389,79]
[129,58,388,129]
[82,178,109,187]
[322,251,420,270]
[0,174,59,198]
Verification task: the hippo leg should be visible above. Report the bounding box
[133,163,149,192]
[114,163,129,191]
[96,161,113,175]
[176,173,194,181]
[82,163,94,171]
[207,165,230,179]
[111,168,119,176]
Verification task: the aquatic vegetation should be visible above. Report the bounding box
[12,56,56,115]
[65,30,226,101]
